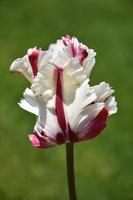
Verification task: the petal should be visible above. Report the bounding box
[10,57,33,82]
[28,48,40,77]
[49,43,71,68]
[92,82,114,102]
[105,96,117,115]
[31,67,55,101]
[81,108,108,141]
[29,110,65,149]
[20,85,64,141]
[62,65,88,109]
[10,48,44,83]
[62,36,89,63]
[65,79,100,134]
[43,108,63,139]
[23,88,38,106]
[18,88,39,115]
[18,99,39,115]
[72,103,105,136]
[83,49,96,76]
[29,133,57,148]
[64,79,110,142]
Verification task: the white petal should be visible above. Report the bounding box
[47,39,71,69]
[23,88,37,106]
[18,99,39,115]
[105,96,117,115]
[83,49,96,76]
[18,88,39,115]
[31,67,55,102]
[19,90,62,139]
[10,57,33,82]
[34,106,62,140]
[92,82,114,102]
[65,79,103,134]
[44,109,62,138]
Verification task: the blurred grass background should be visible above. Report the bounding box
[0,0,133,199]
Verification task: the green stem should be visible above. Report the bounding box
[66,143,77,200]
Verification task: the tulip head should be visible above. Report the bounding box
[10,36,117,148]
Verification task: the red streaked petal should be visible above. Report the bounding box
[62,36,77,57]
[55,68,67,135]
[62,35,88,63]
[82,108,108,141]
[62,35,71,46]
[28,50,40,77]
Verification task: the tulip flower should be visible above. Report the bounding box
[10,35,117,200]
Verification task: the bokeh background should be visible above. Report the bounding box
[0,0,133,199]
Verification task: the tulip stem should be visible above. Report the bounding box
[66,142,77,200]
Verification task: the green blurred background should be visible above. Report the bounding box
[0,0,133,199]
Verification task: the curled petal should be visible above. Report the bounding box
[92,82,114,102]
[64,79,114,142]
[10,57,33,82]
[66,79,97,132]
[10,48,43,83]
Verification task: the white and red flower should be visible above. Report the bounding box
[10,35,117,148]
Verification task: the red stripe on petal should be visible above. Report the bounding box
[62,36,77,57]
[83,108,108,141]
[28,50,40,77]
[80,48,88,64]
[56,133,65,144]
[62,36,88,63]
[55,68,67,135]
[71,43,77,57]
